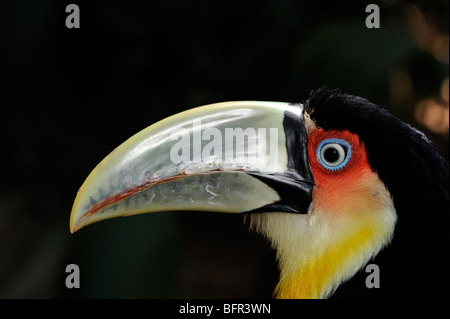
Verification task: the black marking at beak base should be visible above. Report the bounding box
[246,104,314,215]
[285,103,314,184]
[246,173,314,214]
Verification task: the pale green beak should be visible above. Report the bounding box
[70,101,314,233]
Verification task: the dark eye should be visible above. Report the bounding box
[316,138,352,171]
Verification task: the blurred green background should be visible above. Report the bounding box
[1,0,448,298]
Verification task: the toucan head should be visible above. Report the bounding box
[70,88,448,298]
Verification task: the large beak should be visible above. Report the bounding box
[70,101,314,233]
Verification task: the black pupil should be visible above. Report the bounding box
[324,147,340,163]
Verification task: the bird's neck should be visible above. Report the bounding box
[274,221,388,299]
[249,176,397,299]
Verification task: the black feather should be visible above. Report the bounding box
[305,88,449,298]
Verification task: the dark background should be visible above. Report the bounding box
[1,0,448,298]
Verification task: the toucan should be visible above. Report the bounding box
[70,88,449,299]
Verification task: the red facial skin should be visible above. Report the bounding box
[307,128,376,216]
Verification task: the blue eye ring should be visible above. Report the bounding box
[316,138,352,171]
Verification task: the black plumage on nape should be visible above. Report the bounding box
[306,88,448,201]
[305,88,449,298]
